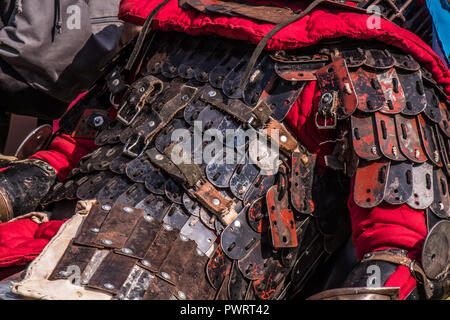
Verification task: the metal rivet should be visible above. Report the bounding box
[122,248,133,255]
[93,116,104,127]
[234,220,241,228]
[112,79,120,87]
[163,224,173,231]
[90,227,100,233]
[439,202,444,210]
[102,204,112,211]
[81,279,89,285]
[392,146,398,157]
[208,90,217,97]
[101,239,112,245]
[212,198,220,206]
[414,150,420,159]
[161,272,171,280]
[149,121,155,127]
[280,135,287,143]
[434,151,440,163]
[144,215,154,222]
[104,283,115,290]
[371,146,377,155]
[180,234,188,242]
[196,248,204,256]
[141,260,151,267]
[58,271,69,277]
[123,207,134,213]
[181,95,189,102]
[139,87,146,93]
[155,154,164,161]
[178,291,186,300]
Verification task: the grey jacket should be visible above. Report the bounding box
[0,0,123,103]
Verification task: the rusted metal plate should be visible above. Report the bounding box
[48,244,97,281]
[228,260,251,300]
[229,162,259,200]
[406,162,434,210]
[376,68,406,114]
[243,173,275,206]
[144,169,167,195]
[141,224,179,273]
[353,160,390,208]
[395,114,427,163]
[430,168,450,219]
[424,86,443,123]
[206,246,232,290]
[182,193,201,217]
[117,215,162,260]
[158,235,198,286]
[242,55,275,107]
[384,161,414,205]
[417,114,443,167]
[135,194,171,220]
[87,252,137,295]
[247,197,269,233]
[373,112,406,161]
[351,67,385,113]
[364,49,395,70]
[15,124,53,160]
[422,220,450,280]
[238,239,272,281]
[439,102,450,138]
[397,70,427,115]
[97,175,134,206]
[290,152,316,214]
[315,59,358,119]
[125,155,156,183]
[351,112,382,161]
[142,274,176,300]
[180,215,217,255]
[73,203,112,247]
[76,171,115,200]
[164,179,184,205]
[205,149,238,188]
[252,258,290,300]
[391,52,420,71]
[94,204,143,249]
[115,183,150,207]
[220,207,260,260]
[163,204,190,229]
[266,185,298,248]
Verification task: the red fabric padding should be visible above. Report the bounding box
[29,134,96,182]
[0,219,66,272]
[348,181,426,299]
[285,80,336,167]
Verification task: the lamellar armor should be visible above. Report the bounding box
[11,0,450,300]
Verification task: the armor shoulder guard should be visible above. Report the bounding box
[313,45,450,218]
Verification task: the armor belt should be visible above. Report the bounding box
[31,30,449,300]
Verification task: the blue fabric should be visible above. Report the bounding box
[426,0,450,66]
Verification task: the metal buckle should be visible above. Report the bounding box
[123,134,149,158]
[116,100,143,126]
[315,91,337,129]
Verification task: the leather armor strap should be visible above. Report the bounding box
[361,250,434,298]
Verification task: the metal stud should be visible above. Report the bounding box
[234,220,241,228]
[180,234,189,242]
[371,146,377,155]
[178,291,186,300]
[122,248,133,255]
[58,271,69,277]
[212,198,220,206]
[123,207,134,213]
[161,272,171,280]
[149,121,155,127]
[90,227,100,233]
[141,260,151,267]
[144,215,154,222]
[155,154,164,161]
[101,239,113,245]
[163,224,173,231]
[102,204,112,211]
[280,135,288,143]
[208,90,217,97]
[104,283,115,290]
[414,150,421,159]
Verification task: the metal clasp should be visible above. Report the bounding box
[123,134,149,158]
[116,100,143,126]
[315,91,337,129]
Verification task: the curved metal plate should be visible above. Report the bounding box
[384,161,414,205]
[422,220,450,280]
[351,113,382,161]
[354,160,390,208]
[395,114,427,163]
[406,162,434,210]
[374,112,406,161]
[15,124,53,160]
